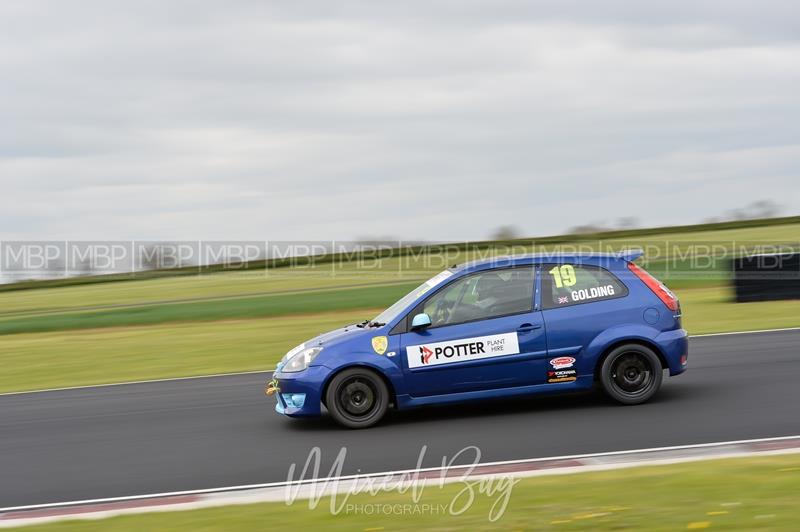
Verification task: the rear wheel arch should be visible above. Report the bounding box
[593,338,668,380]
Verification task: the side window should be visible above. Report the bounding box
[418,266,534,328]
[542,264,627,309]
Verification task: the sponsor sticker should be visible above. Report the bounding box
[371,336,388,355]
[547,369,577,383]
[406,333,520,369]
[549,356,576,369]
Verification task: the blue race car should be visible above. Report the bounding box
[266,250,688,428]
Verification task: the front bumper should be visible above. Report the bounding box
[266,365,329,417]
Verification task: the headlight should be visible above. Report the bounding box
[280,343,307,367]
[281,346,323,373]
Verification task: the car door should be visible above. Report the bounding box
[398,265,547,397]
[540,262,632,380]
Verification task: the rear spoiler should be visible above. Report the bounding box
[617,248,644,262]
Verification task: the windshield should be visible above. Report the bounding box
[371,270,454,325]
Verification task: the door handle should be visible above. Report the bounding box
[517,323,541,332]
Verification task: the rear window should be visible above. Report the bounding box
[541,264,628,309]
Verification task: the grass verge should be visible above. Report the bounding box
[0,309,376,393]
[0,282,418,336]
[10,454,800,531]
[1,220,797,318]
[2,286,800,393]
[679,286,800,334]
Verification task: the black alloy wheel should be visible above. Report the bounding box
[326,368,389,428]
[599,344,663,405]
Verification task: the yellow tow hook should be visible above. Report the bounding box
[265,378,280,396]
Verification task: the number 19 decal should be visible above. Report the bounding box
[549,264,577,288]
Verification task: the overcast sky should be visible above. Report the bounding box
[1,0,798,241]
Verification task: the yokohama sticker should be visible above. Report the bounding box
[406,333,520,369]
[547,369,577,383]
[549,356,575,369]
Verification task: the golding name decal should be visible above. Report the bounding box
[570,284,615,302]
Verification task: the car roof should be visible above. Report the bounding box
[454,249,643,273]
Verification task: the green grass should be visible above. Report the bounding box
[0,277,795,340]
[679,286,800,334]
[0,220,797,319]
[12,454,800,531]
[0,269,427,317]
[0,218,796,334]
[2,285,799,393]
[0,218,796,392]
[0,282,419,336]
[0,309,377,393]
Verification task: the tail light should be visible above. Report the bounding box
[627,262,680,312]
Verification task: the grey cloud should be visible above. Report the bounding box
[0,1,798,241]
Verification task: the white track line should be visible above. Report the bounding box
[0,369,272,397]
[2,325,800,397]
[691,325,800,338]
[3,434,799,513]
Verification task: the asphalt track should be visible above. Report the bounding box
[2,329,800,509]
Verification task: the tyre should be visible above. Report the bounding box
[325,368,389,429]
[599,344,663,405]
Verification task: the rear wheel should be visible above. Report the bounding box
[600,344,663,405]
[325,368,389,429]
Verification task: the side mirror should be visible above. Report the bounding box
[410,313,432,330]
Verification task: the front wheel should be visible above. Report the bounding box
[325,368,389,429]
[599,344,663,405]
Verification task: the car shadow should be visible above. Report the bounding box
[276,378,698,432]
[386,388,604,426]
[279,387,602,432]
